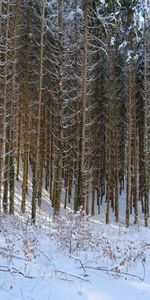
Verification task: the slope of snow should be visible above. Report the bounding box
[0,211,150,300]
[0,171,150,300]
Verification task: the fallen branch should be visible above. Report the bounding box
[0,266,35,279]
[0,265,89,282]
[81,266,143,281]
[54,269,90,282]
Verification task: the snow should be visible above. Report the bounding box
[126,50,133,63]
[0,172,150,300]
[0,214,150,300]
[110,37,115,46]
[99,0,106,5]
[76,7,83,17]
[118,41,127,50]
[116,0,121,7]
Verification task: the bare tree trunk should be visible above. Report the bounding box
[2,1,10,213]
[32,0,45,223]
[143,1,150,227]
[9,0,20,214]
[80,0,88,208]
[126,64,132,228]
[21,2,31,213]
[53,0,64,215]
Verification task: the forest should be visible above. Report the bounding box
[0,0,150,228]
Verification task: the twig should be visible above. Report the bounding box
[67,254,87,274]
[111,268,144,281]
[38,249,52,264]
[133,252,146,281]
[0,247,25,260]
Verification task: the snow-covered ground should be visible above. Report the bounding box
[0,213,150,300]
[0,174,150,300]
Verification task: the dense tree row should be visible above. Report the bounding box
[0,0,150,226]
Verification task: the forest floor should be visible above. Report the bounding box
[0,174,150,300]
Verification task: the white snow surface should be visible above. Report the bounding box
[0,174,150,300]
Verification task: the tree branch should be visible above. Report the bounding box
[0,266,35,279]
